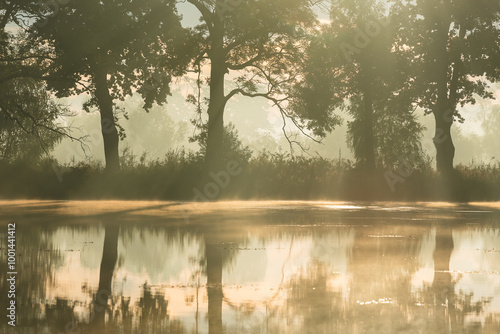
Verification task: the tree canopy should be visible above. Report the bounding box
[31,0,195,170]
[185,0,338,169]
[396,0,500,175]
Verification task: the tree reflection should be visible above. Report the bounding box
[418,227,492,333]
[0,226,62,333]
[45,298,78,333]
[284,262,347,333]
[90,224,185,333]
[206,240,224,334]
[91,224,120,331]
[282,226,427,333]
[5,213,500,333]
[202,222,246,334]
[347,227,423,333]
[430,227,457,330]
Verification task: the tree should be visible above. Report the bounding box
[399,0,500,176]
[0,1,62,84]
[191,122,252,165]
[0,78,68,163]
[185,0,333,171]
[1,5,82,163]
[292,0,425,170]
[0,1,38,38]
[33,0,193,171]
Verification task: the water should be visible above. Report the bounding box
[1,200,500,333]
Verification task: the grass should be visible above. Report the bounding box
[1,151,500,202]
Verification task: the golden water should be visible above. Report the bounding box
[1,200,499,333]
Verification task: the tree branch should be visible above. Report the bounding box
[448,22,466,110]
[224,87,322,154]
[186,0,214,34]
[226,51,264,71]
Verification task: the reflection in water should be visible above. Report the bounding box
[1,201,500,333]
[431,228,457,332]
[0,227,63,332]
[206,241,223,334]
[93,224,119,331]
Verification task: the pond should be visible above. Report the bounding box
[1,200,500,333]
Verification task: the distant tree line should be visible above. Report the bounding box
[1,0,499,188]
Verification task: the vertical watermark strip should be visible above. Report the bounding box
[6,223,17,327]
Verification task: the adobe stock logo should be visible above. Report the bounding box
[340,17,390,61]
[178,160,242,223]
[193,160,242,201]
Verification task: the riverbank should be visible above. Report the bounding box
[1,154,499,202]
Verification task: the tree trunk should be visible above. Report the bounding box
[206,242,223,334]
[433,110,455,176]
[433,20,455,177]
[94,67,120,171]
[205,4,226,172]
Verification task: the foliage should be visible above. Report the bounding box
[391,0,500,173]
[0,24,82,164]
[347,103,427,169]
[0,0,499,198]
[186,0,331,159]
[0,78,68,163]
[191,122,252,164]
[32,0,193,106]
[397,0,500,116]
[3,150,500,201]
[292,0,427,169]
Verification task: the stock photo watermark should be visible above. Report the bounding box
[179,160,242,223]
[6,223,16,327]
[340,17,390,61]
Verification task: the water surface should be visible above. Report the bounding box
[1,200,500,333]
